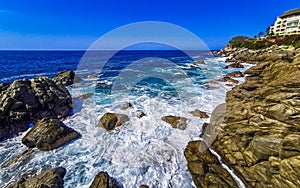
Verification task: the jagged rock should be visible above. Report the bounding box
[190,109,209,118]
[224,63,244,69]
[74,93,94,100]
[184,141,238,188]
[22,118,81,151]
[0,75,72,141]
[7,167,66,188]
[87,74,99,79]
[161,115,188,130]
[98,113,129,131]
[186,47,300,188]
[52,70,75,86]
[89,171,121,188]
[1,149,35,168]
[218,76,239,84]
[225,71,244,78]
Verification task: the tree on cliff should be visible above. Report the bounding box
[229,36,249,48]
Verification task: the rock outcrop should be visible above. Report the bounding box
[22,118,80,151]
[224,62,244,69]
[52,70,75,86]
[225,45,296,63]
[89,171,121,188]
[98,113,129,131]
[7,167,66,188]
[185,46,300,187]
[162,115,188,130]
[0,74,73,141]
[190,109,209,118]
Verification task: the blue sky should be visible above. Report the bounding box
[0,0,299,50]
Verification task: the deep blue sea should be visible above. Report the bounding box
[0,50,250,188]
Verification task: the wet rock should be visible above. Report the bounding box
[121,102,133,110]
[184,141,238,188]
[218,76,239,84]
[74,93,94,100]
[137,112,146,118]
[225,71,244,78]
[162,115,188,130]
[186,47,300,187]
[190,109,209,118]
[22,118,81,151]
[52,70,75,86]
[98,113,129,131]
[224,63,244,69]
[87,74,99,79]
[0,75,73,141]
[89,171,121,188]
[1,149,35,168]
[7,167,66,188]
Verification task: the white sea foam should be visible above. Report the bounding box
[0,56,249,188]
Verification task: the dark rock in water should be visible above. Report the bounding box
[190,109,209,118]
[52,70,75,86]
[162,115,188,130]
[137,112,146,118]
[87,74,99,79]
[0,76,72,141]
[7,167,66,188]
[199,123,209,138]
[74,93,94,100]
[224,63,244,69]
[89,171,121,188]
[1,149,35,168]
[225,71,244,78]
[121,102,133,110]
[98,113,129,131]
[22,118,81,151]
[139,185,149,188]
[218,76,239,84]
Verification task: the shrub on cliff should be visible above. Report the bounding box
[229,36,249,48]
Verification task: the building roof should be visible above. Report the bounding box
[279,8,300,18]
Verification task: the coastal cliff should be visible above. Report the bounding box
[185,45,300,187]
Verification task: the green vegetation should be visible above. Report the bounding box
[229,35,300,49]
[229,36,249,48]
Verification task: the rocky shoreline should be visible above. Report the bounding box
[185,45,300,187]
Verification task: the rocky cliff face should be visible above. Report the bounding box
[186,46,300,187]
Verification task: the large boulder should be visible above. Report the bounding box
[190,109,209,118]
[162,115,188,130]
[0,75,73,141]
[89,171,121,188]
[98,113,129,131]
[224,63,244,69]
[7,167,66,188]
[52,70,75,86]
[22,118,81,151]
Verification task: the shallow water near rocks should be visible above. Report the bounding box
[0,51,251,187]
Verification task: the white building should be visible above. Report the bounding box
[270,8,300,36]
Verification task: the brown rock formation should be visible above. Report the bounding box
[89,172,121,188]
[98,113,129,131]
[22,118,81,151]
[185,47,300,187]
[7,167,66,188]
